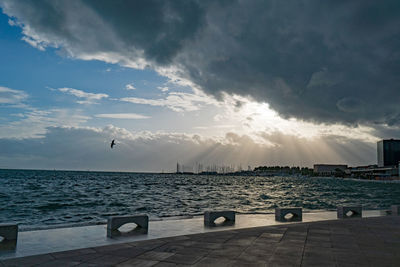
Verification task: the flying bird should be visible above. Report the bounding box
[110,139,116,149]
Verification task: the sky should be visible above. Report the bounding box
[0,0,399,172]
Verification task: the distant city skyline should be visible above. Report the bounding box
[1,1,399,171]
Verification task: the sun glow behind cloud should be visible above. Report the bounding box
[202,94,379,146]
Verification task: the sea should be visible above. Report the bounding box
[1,169,400,231]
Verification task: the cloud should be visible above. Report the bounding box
[2,0,400,126]
[0,86,28,105]
[0,125,376,171]
[95,113,150,119]
[120,91,217,112]
[125,83,136,90]
[157,86,169,92]
[336,97,365,113]
[58,87,108,104]
[0,108,90,138]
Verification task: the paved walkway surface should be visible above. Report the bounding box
[1,216,400,266]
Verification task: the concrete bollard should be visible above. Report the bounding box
[391,205,400,216]
[275,208,302,222]
[337,206,362,219]
[0,224,18,251]
[0,224,18,241]
[107,214,148,238]
[204,211,235,227]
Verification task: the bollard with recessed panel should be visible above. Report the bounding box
[391,205,400,216]
[0,224,18,241]
[0,224,18,251]
[107,214,148,238]
[275,207,302,222]
[204,211,235,227]
[337,206,362,219]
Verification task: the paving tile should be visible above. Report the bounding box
[303,248,334,260]
[334,253,368,266]
[208,245,245,259]
[138,251,175,261]
[262,228,287,234]
[154,244,185,253]
[34,259,81,267]
[305,240,332,248]
[308,229,330,234]
[116,258,159,267]
[101,247,147,258]
[253,238,281,247]
[331,241,359,249]
[249,242,277,252]
[280,238,306,246]
[192,256,236,267]
[73,263,99,267]
[173,247,210,257]
[85,254,128,266]
[152,262,181,267]
[268,256,301,267]
[225,236,257,246]
[286,229,308,235]
[330,228,351,235]
[62,252,103,263]
[2,254,55,267]
[259,233,284,240]
[277,240,305,249]
[129,240,166,251]
[189,241,223,250]
[160,236,190,243]
[232,259,268,267]
[169,240,197,247]
[363,258,399,267]
[336,263,363,267]
[242,246,275,256]
[163,253,204,265]
[274,246,303,258]
[331,248,361,255]
[236,251,270,263]
[301,258,336,267]
[93,243,133,253]
[306,235,331,242]
[189,233,233,243]
[51,248,97,259]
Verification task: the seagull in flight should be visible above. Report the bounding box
[110,139,116,149]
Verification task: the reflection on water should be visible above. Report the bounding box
[1,169,400,230]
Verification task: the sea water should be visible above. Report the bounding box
[1,169,400,230]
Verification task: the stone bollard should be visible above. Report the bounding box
[391,205,400,216]
[107,214,148,238]
[0,224,18,251]
[337,206,362,219]
[275,208,302,222]
[204,211,235,227]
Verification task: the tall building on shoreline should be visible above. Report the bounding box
[377,139,400,167]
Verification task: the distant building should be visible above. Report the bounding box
[377,139,400,167]
[313,164,348,176]
[349,165,398,180]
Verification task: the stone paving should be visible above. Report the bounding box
[1,216,400,266]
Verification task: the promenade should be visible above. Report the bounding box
[1,216,400,266]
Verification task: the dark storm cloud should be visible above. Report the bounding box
[83,0,205,64]
[1,0,400,125]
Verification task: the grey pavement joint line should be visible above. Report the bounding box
[297,225,308,267]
